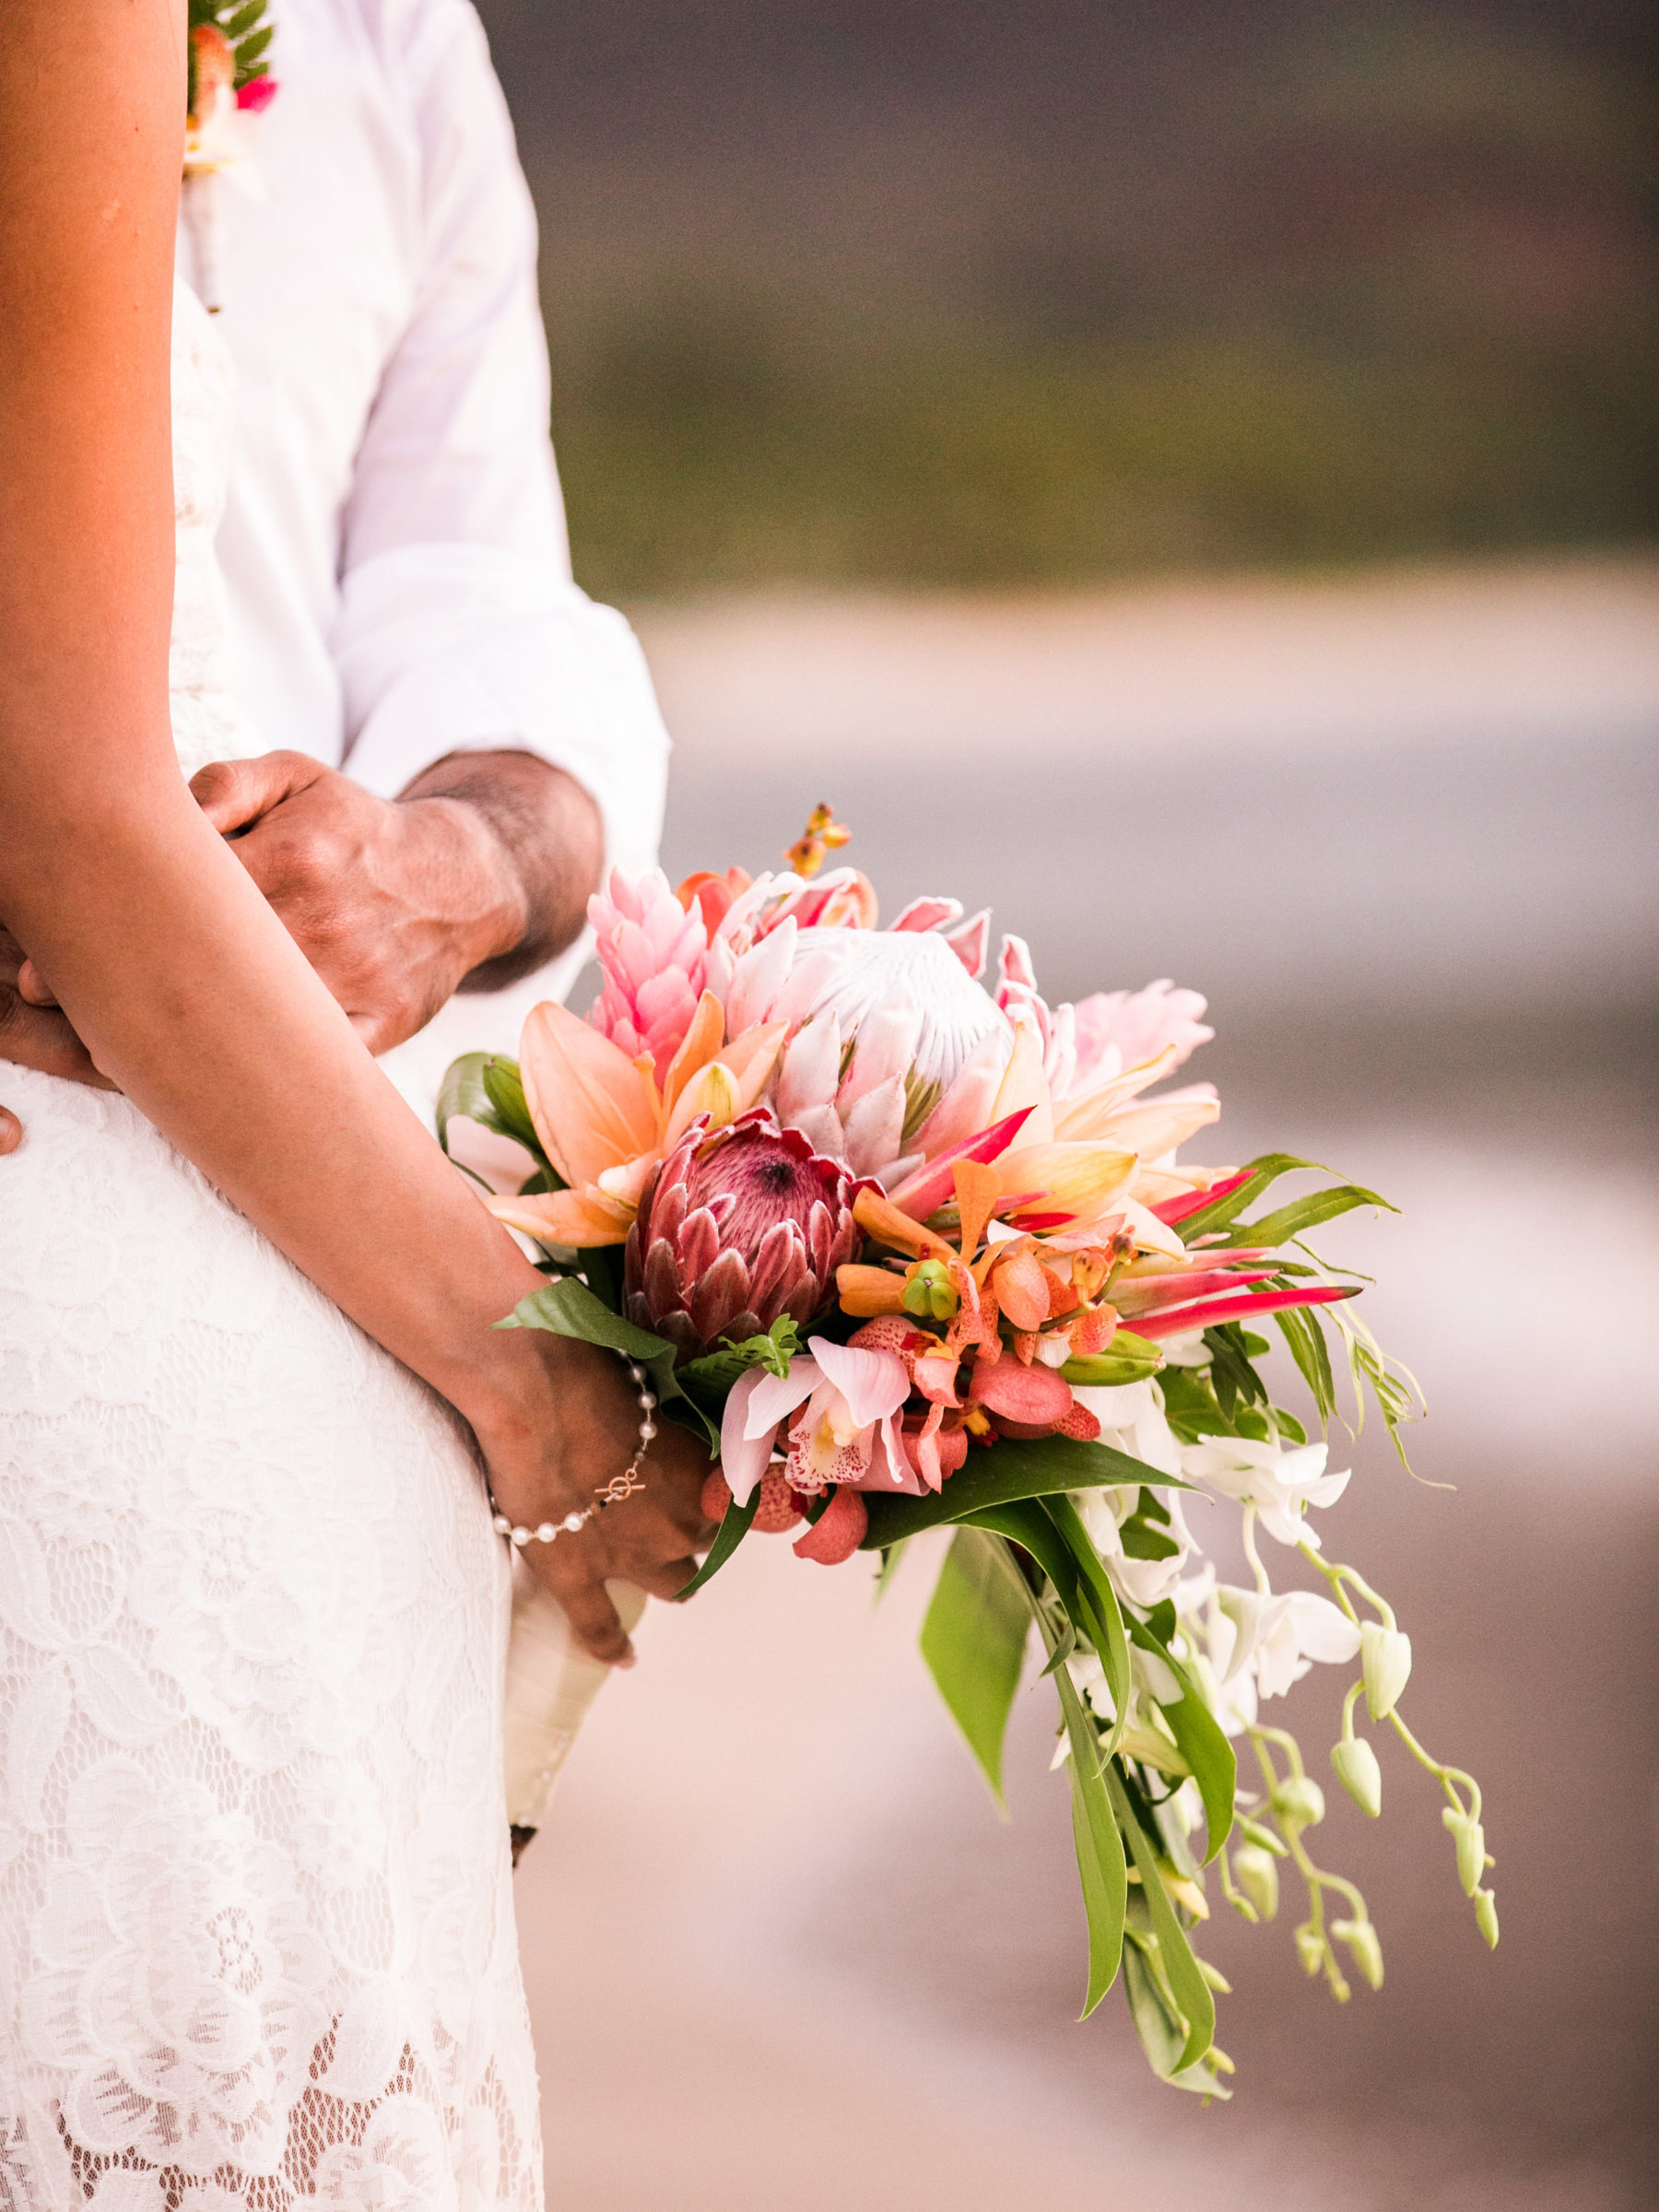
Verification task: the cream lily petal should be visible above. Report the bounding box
[1091,1094,1220,1161]
[595,1152,662,1206]
[519,1001,658,1190]
[487,1186,635,1247]
[663,1058,741,1149]
[991,1013,1055,1147]
[1052,1048,1179,1139]
[995,1141,1138,1219]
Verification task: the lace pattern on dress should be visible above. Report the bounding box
[0,282,544,2208]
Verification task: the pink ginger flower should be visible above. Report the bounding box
[587,867,709,1074]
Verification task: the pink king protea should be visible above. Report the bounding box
[625,1111,864,1357]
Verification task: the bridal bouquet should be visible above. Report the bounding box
[441,810,1495,2095]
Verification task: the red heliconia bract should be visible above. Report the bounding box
[624,1109,865,1358]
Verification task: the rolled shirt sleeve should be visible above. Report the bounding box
[330,0,667,887]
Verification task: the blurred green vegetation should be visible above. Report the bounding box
[491,2,1659,593]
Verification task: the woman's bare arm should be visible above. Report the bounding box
[0,0,712,1660]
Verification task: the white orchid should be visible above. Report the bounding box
[1174,1568,1361,1735]
[1181,1435,1352,1547]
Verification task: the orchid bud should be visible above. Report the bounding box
[1293,1924,1324,1977]
[1231,1844,1279,1923]
[1475,1888,1500,1948]
[1332,1916,1385,1991]
[901,1257,959,1323]
[1271,1774,1325,1831]
[1360,1620,1412,1722]
[1331,1735,1382,1818]
[1442,1806,1487,1897]
[1237,1816,1288,1857]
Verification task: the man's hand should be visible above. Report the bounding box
[184,748,604,1053]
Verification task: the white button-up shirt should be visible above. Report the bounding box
[178,0,669,1110]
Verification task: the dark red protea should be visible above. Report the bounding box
[625,1109,864,1357]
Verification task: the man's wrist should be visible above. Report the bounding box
[398,750,603,989]
[399,789,530,976]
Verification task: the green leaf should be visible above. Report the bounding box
[919,1529,1032,1809]
[234,22,274,65]
[504,1276,668,1362]
[222,0,265,39]
[677,1317,803,1405]
[1171,1153,1324,1241]
[502,1277,719,1453]
[1061,1332,1162,1386]
[873,1540,910,1601]
[1054,1665,1128,2015]
[1222,1184,1395,1251]
[1125,1615,1235,1861]
[1041,1495,1131,1750]
[435,1051,553,1179]
[1276,1303,1336,1426]
[859,1435,1182,1550]
[675,1483,759,1598]
[1107,1767,1216,2072]
[1204,1323,1267,1420]
[1123,1910,1232,2097]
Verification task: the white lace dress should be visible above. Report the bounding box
[0,282,543,2210]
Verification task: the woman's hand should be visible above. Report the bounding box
[468,1329,720,1665]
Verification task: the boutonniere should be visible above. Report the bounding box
[182,1,278,311]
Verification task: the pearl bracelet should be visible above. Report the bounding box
[489,1358,658,1548]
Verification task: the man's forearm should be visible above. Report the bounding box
[400,750,604,990]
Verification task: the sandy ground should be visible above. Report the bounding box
[519,559,1659,2209]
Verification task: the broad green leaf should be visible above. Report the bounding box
[919,1529,1032,1809]
[859,1435,1183,1550]
[1123,1912,1232,2097]
[502,1277,719,1452]
[436,1051,554,1180]
[1107,1767,1216,2073]
[1061,1332,1161,1387]
[675,1483,759,1598]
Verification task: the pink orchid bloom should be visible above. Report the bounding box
[719,1337,921,1508]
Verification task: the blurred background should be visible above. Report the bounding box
[474,3,1658,2206]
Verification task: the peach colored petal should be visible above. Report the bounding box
[723,1019,789,1112]
[1088,1094,1220,1161]
[661,990,724,1121]
[835,1264,911,1316]
[852,1187,954,1260]
[487,1185,635,1247]
[952,1159,1002,1265]
[518,1001,657,1190]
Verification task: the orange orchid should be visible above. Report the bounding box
[488,991,785,1249]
